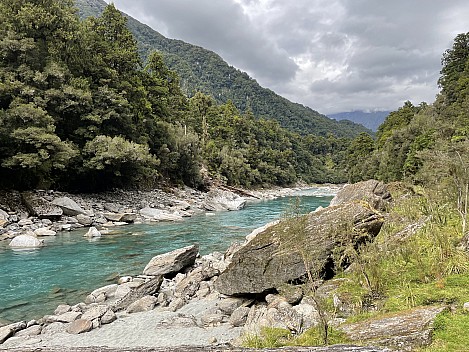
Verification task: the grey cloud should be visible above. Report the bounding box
[108,0,469,114]
[112,0,298,85]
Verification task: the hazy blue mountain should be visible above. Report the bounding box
[328,111,390,132]
[74,0,371,138]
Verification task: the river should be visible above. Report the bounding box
[0,188,334,324]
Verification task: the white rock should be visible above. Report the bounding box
[9,234,44,248]
[84,227,101,238]
[34,227,56,236]
[139,207,183,221]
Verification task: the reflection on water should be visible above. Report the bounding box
[0,189,332,323]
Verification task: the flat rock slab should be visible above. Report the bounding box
[143,245,199,276]
[340,305,446,350]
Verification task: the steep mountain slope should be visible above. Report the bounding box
[74,0,371,138]
[328,111,390,132]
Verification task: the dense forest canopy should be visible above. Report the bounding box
[0,0,354,191]
[74,0,371,139]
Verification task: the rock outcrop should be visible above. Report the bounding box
[330,179,391,210]
[215,180,391,296]
[340,305,446,350]
[143,244,199,276]
[203,190,246,211]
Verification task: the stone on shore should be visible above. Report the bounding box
[143,244,199,276]
[203,189,246,211]
[126,295,158,313]
[340,305,446,350]
[51,197,87,216]
[139,207,183,221]
[215,181,390,296]
[330,179,391,210]
[0,325,13,344]
[21,192,63,220]
[81,305,110,322]
[66,319,92,335]
[34,228,56,237]
[9,234,44,248]
[84,227,101,238]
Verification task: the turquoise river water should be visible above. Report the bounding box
[0,189,333,324]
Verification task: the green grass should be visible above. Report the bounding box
[422,311,469,351]
[243,326,350,348]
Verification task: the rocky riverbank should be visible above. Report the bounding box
[1,181,443,351]
[0,184,338,246]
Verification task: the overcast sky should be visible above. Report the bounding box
[105,0,469,115]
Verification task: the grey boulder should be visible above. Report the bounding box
[143,244,199,276]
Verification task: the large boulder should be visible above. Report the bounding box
[21,192,62,220]
[143,244,199,276]
[203,189,246,211]
[330,179,391,210]
[9,234,44,248]
[339,305,446,350]
[51,197,87,216]
[139,207,183,221]
[215,182,390,296]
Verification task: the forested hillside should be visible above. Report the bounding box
[0,0,352,191]
[345,32,469,187]
[74,0,370,138]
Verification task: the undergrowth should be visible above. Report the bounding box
[243,183,469,350]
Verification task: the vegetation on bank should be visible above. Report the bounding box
[0,0,355,191]
[243,32,469,351]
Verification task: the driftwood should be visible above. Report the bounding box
[111,275,163,311]
[0,345,395,352]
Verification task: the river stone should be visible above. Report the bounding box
[14,324,42,337]
[86,284,118,303]
[203,189,246,211]
[120,213,137,223]
[215,192,387,295]
[21,192,63,220]
[126,295,158,314]
[54,304,71,315]
[66,319,92,334]
[34,228,56,237]
[103,212,124,222]
[9,234,44,248]
[81,305,109,321]
[139,207,183,221]
[51,197,87,216]
[143,244,199,276]
[84,227,101,238]
[55,311,82,323]
[340,305,446,350]
[330,179,391,210]
[101,310,117,325]
[0,325,13,344]
[76,214,93,226]
[229,306,251,327]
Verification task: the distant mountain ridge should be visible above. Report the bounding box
[328,111,390,132]
[74,0,371,138]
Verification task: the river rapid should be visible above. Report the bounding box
[0,188,334,324]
